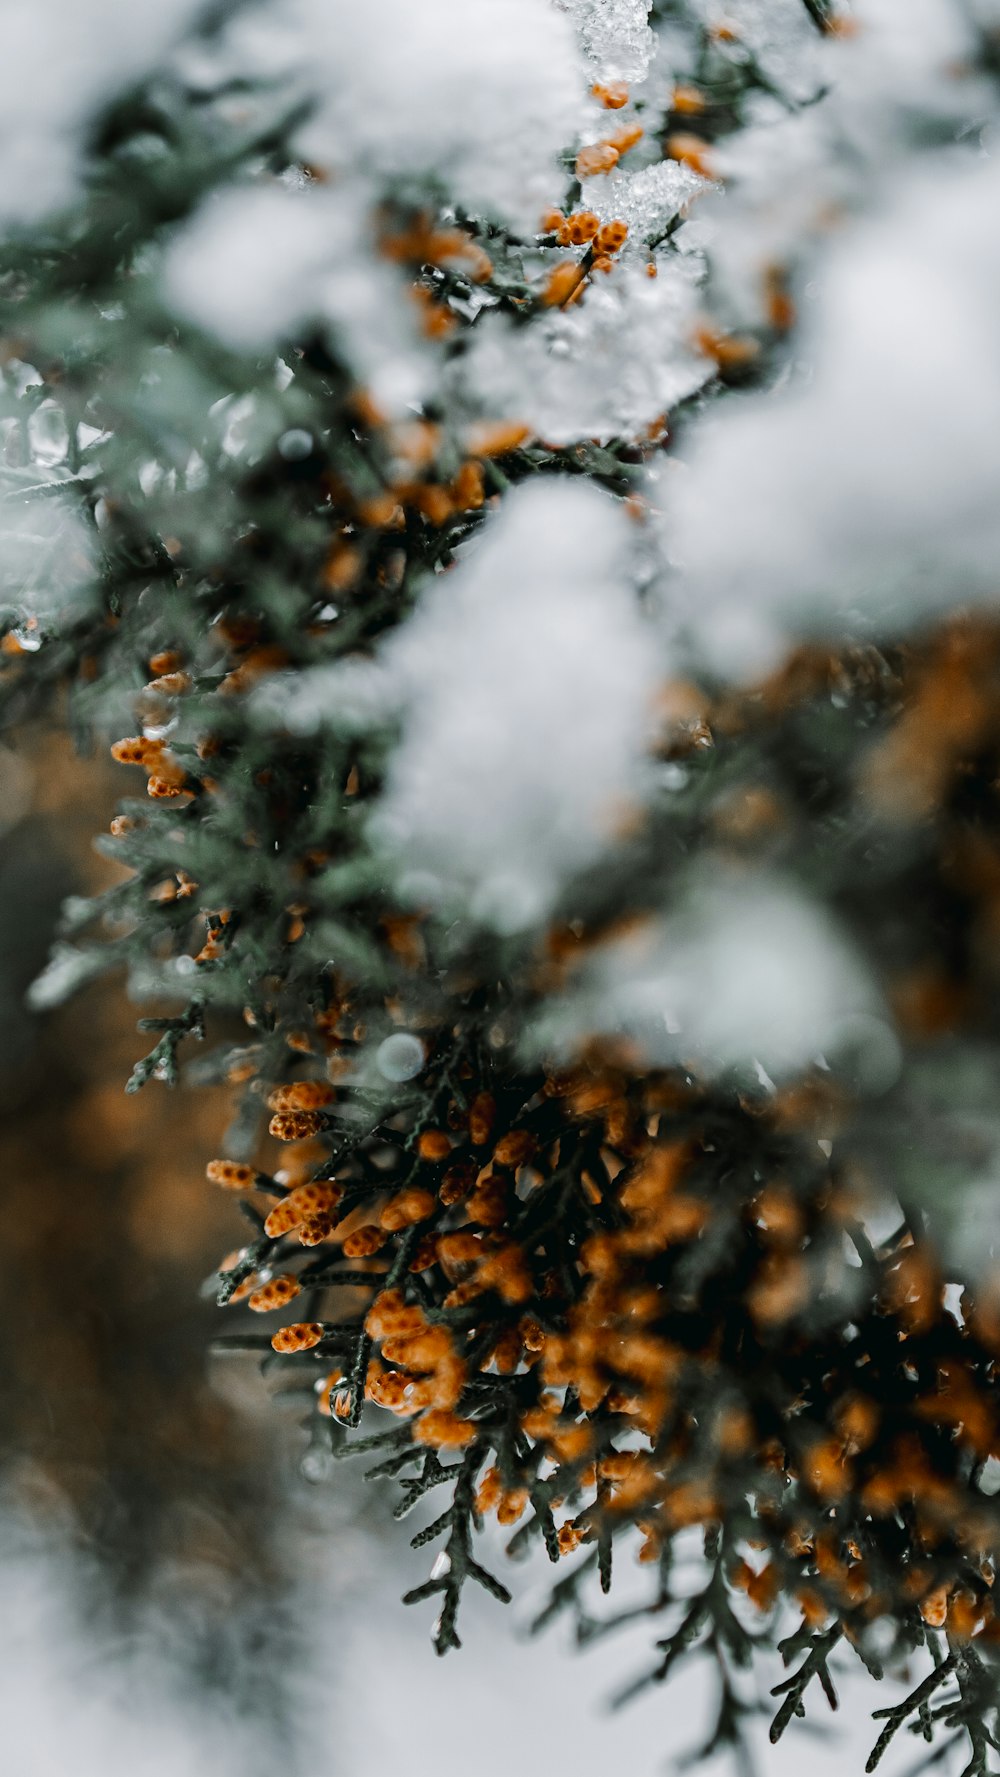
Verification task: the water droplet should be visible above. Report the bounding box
[301,1446,335,1484]
[278,428,313,461]
[659,762,688,792]
[376,1032,426,1083]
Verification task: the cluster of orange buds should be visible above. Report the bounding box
[438,1157,477,1206]
[538,214,630,303]
[540,258,589,308]
[408,457,487,529]
[143,646,191,698]
[297,1211,337,1248]
[763,263,796,332]
[385,216,493,341]
[206,1158,259,1191]
[346,412,489,531]
[0,615,39,655]
[217,641,289,698]
[592,81,629,109]
[410,283,458,341]
[312,993,353,1051]
[670,84,706,117]
[436,1229,483,1274]
[285,901,308,944]
[379,912,427,972]
[380,214,493,286]
[485,1324,527,1373]
[595,219,629,256]
[266,1080,336,1114]
[557,1519,593,1557]
[416,1128,453,1162]
[541,208,600,247]
[465,1170,510,1228]
[194,908,231,965]
[413,1409,477,1449]
[110,733,189,799]
[263,1179,342,1240]
[487,1126,535,1171]
[470,1242,533,1306]
[271,1322,324,1354]
[466,1090,497,1146]
[666,134,718,179]
[341,1224,389,1258]
[731,1556,781,1613]
[362,1288,468,1441]
[922,1586,991,1640]
[268,1106,329,1141]
[460,419,533,459]
[379,1187,436,1231]
[321,532,365,593]
[248,1273,301,1313]
[475,1465,529,1525]
[273,1138,329,1189]
[693,323,761,376]
[575,119,643,179]
[148,868,199,904]
[546,1057,650,1151]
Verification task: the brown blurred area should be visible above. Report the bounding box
[0,727,302,1731]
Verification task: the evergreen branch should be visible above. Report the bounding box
[866,1656,957,1772]
[800,0,836,30]
[126,998,205,1092]
[770,1626,843,1743]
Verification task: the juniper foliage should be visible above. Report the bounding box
[6,1,1000,1771]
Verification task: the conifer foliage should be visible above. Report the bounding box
[6,0,1000,1767]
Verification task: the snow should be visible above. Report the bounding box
[223,0,587,232]
[0,0,202,224]
[163,182,430,411]
[0,1504,953,1777]
[371,478,662,931]
[163,185,336,353]
[662,150,1000,677]
[690,0,826,103]
[535,871,883,1081]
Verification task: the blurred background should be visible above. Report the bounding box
[0,729,950,1777]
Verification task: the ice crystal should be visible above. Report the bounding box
[578,160,710,247]
[460,261,710,447]
[556,0,656,83]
